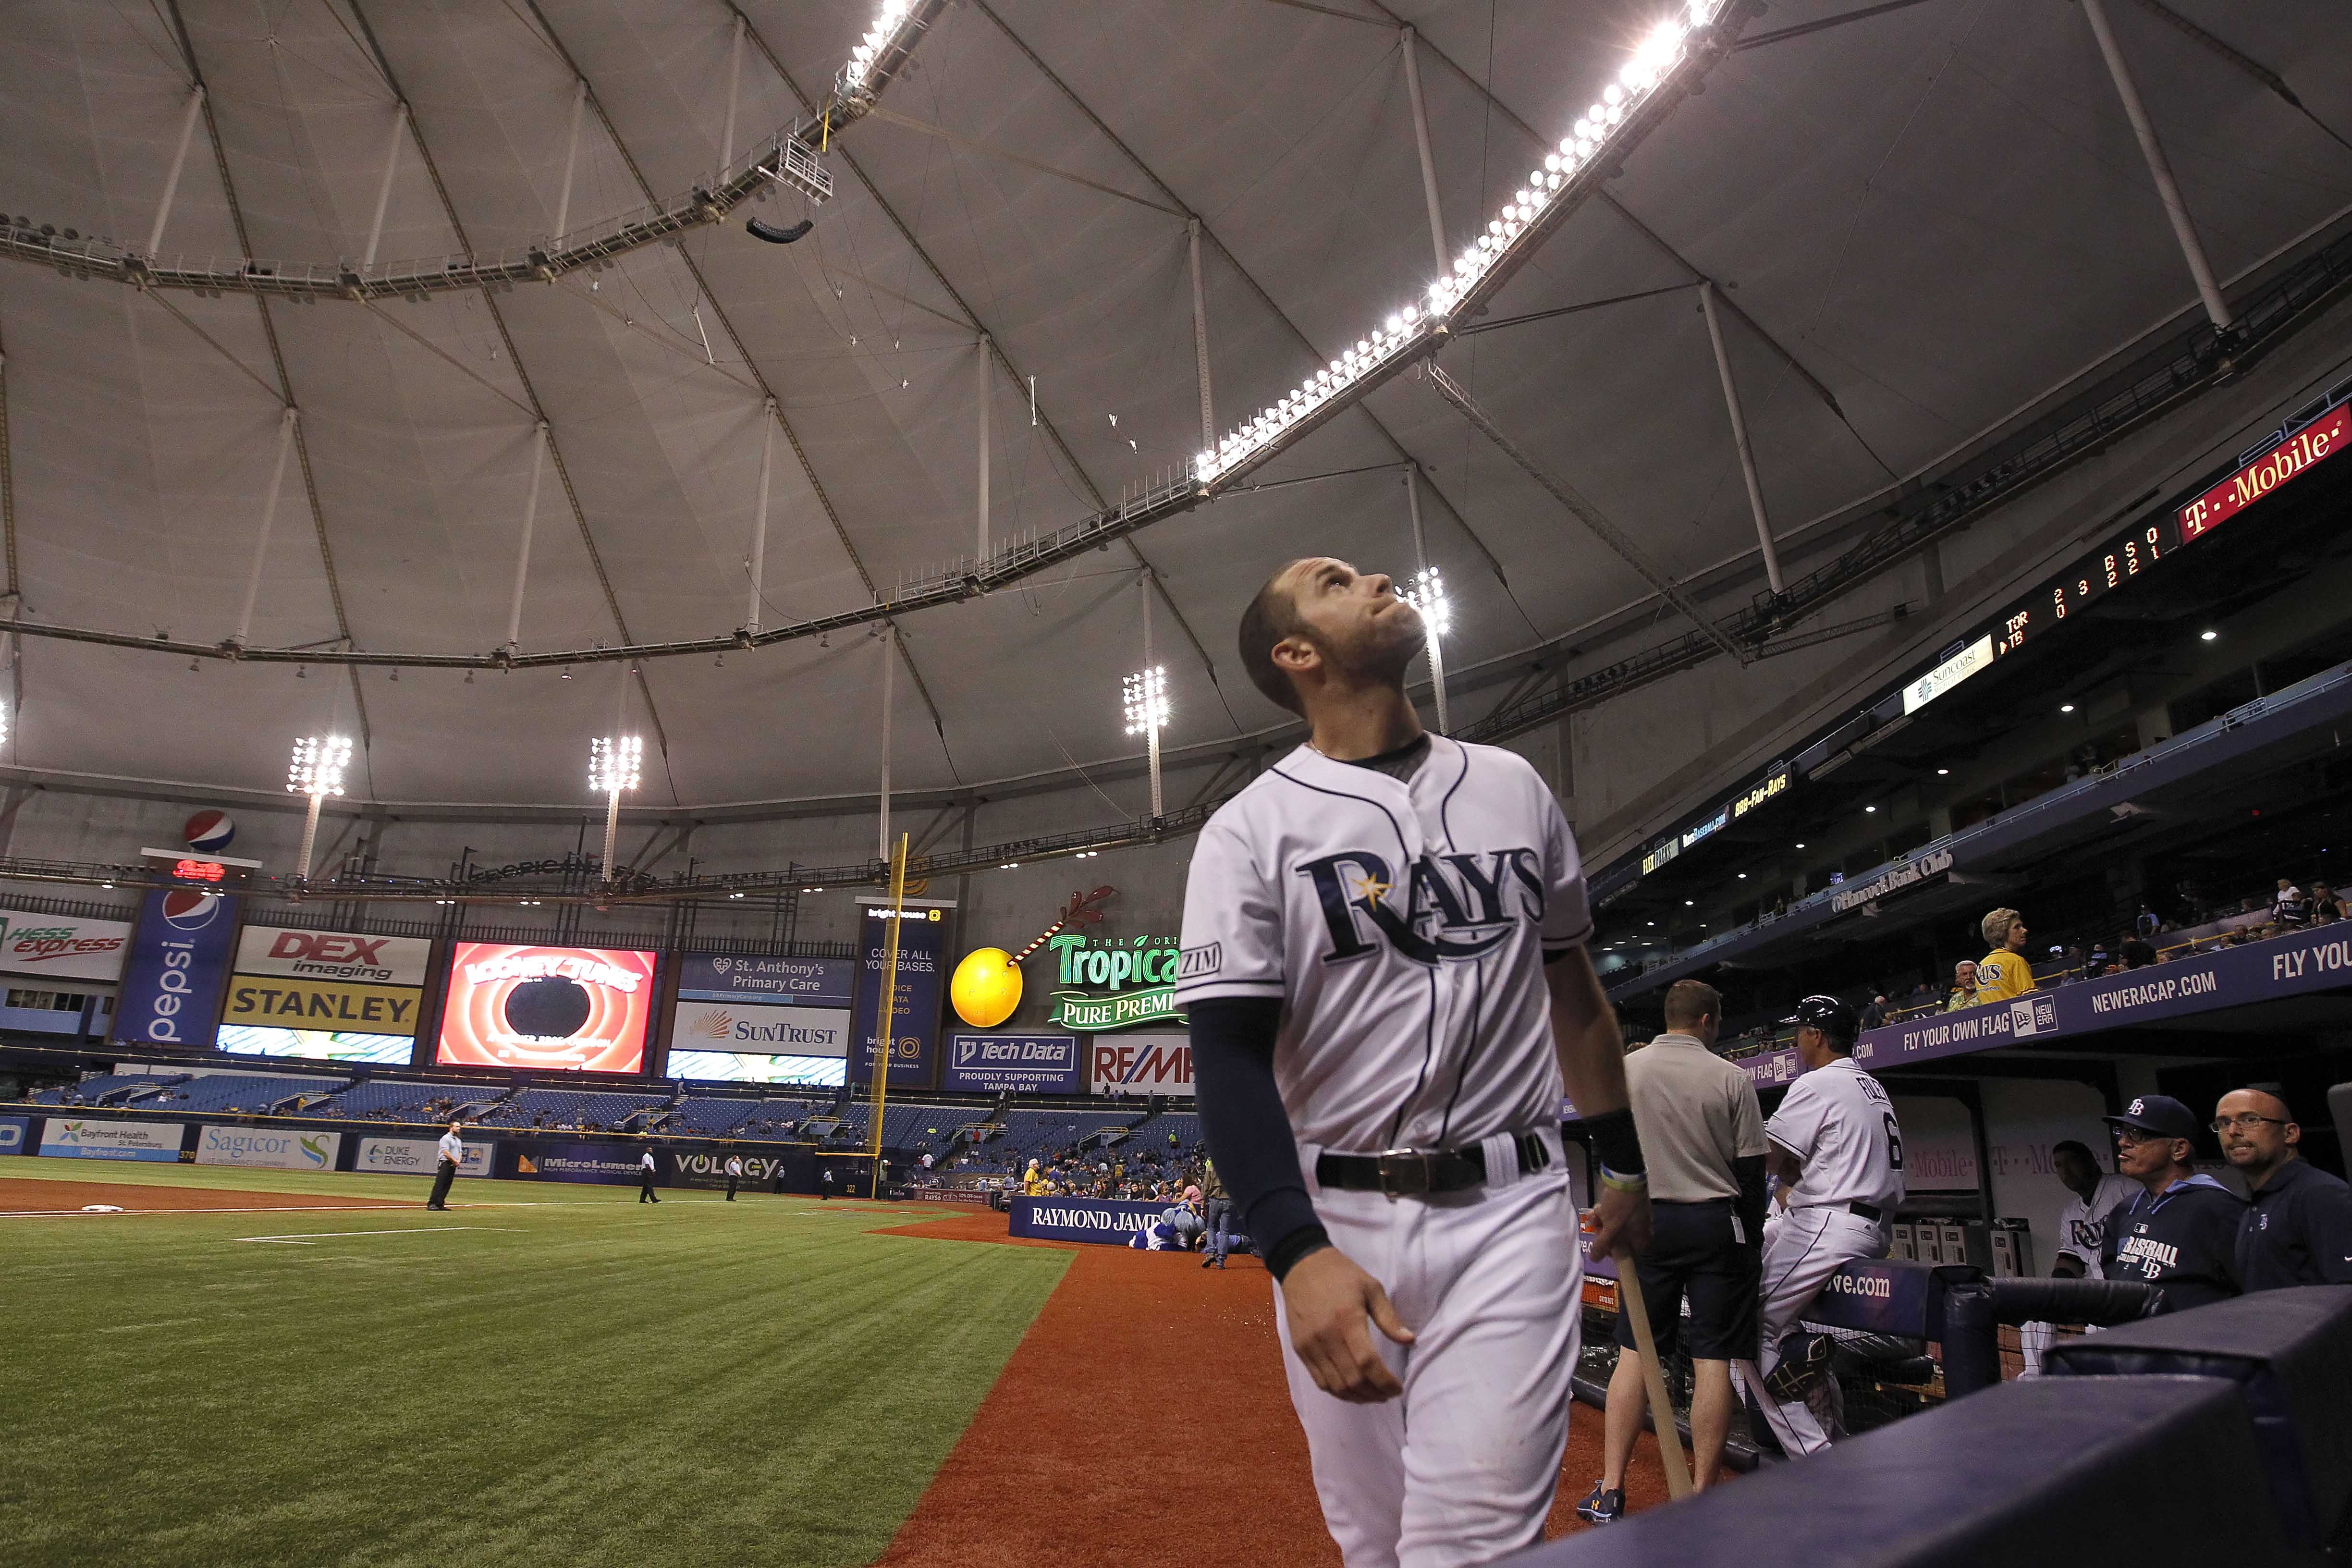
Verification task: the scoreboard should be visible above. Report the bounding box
[1992,517,2176,659]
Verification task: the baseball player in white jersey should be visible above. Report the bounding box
[2017,1138,2138,1373]
[1735,993,1903,1458]
[1178,558,1651,1568]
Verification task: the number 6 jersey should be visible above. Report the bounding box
[1175,736,1591,1153]
[1764,1055,1906,1214]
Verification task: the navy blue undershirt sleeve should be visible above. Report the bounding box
[1188,995,1329,1281]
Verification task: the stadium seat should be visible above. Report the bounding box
[1494,1377,2293,1567]
[2045,1286,2352,1549]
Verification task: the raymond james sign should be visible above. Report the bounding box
[1831,849,1955,915]
[1008,1196,1177,1245]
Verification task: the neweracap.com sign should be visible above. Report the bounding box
[943,1033,1082,1094]
[1009,1196,1176,1245]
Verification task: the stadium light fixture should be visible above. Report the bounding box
[2200,629,2218,641]
[837,0,946,109]
[2060,703,2076,713]
[286,734,352,884]
[1188,0,1731,492]
[589,735,642,887]
[1399,565,1453,733]
[1124,664,1170,821]
[1937,767,1951,775]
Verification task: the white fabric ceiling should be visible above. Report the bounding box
[1,0,2347,809]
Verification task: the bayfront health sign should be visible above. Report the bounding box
[1009,1195,1178,1245]
[40,1118,185,1162]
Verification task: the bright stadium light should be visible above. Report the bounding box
[1399,565,1453,734]
[589,735,642,887]
[286,734,353,884]
[1124,664,1170,821]
[1190,2,1727,490]
[837,0,945,105]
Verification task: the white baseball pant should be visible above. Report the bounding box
[1734,1204,1886,1457]
[1275,1140,1580,1568]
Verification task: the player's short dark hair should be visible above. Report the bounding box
[1663,979,1721,1029]
[1239,567,1308,715]
[2051,1139,2095,1163]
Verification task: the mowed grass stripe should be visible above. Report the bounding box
[0,1177,1067,1568]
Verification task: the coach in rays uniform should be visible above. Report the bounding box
[2099,1094,2243,1312]
[1179,558,1650,1568]
[1736,994,1903,1459]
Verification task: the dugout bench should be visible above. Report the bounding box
[1504,1286,2352,1567]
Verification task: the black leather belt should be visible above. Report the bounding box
[1316,1133,1552,1198]
[1849,1200,1884,1222]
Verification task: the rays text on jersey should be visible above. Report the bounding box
[1297,848,1544,965]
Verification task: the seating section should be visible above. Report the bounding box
[23,1072,188,1106]
[668,1096,823,1137]
[324,1080,473,1123]
[144,1074,348,1114]
[989,1108,1140,1162]
[1123,1110,1203,1158]
[476,1088,671,1129]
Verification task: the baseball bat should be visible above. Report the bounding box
[1614,1254,1694,1499]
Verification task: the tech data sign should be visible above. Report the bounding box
[193,1125,342,1172]
[0,906,134,983]
[1047,934,1185,1032]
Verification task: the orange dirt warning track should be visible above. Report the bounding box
[871,1210,1676,1568]
[0,1178,414,1215]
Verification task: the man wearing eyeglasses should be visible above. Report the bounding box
[2217,1087,2352,1290]
[2098,1095,2244,1314]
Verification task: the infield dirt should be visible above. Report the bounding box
[872,1210,1678,1567]
[0,1177,408,1213]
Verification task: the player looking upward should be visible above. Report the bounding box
[1179,557,1651,1568]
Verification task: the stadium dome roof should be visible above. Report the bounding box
[2,0,2347,812]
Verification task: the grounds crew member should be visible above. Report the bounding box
[638,1145,661,1204]
[2217,1086,2352,1289]
[2099,1095,2242,1312]
[427,1120,464,1211]
[724,1152,743,1202]
[1974,908,2037,1004]
[1736,994,1903,1458]
[1581,979,1765,1523]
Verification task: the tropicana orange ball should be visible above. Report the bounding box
[950,946,1023,1029]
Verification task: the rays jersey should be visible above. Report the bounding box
[1175,736,1590,1152]
[2055,1173,2138,1277]
[1765,1056,1905,1214]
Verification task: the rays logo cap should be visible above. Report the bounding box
[2102,1094,2200,1141]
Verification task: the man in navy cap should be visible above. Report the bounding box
[2217,1085,2352,1290]
[2100,1094,2244,1313]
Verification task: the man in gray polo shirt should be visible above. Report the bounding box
[1578,980,1768,1522]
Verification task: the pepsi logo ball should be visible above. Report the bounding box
[503,976,591,1041]
[160,891,222,930]
[183,810,235,853]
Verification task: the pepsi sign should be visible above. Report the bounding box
[183,809,235,853]
[110,888,240,1052]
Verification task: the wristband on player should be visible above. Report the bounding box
[1582,1107,1645,1179]
[1598,1165,1649,1194]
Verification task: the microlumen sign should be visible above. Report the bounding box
[1045,933,1184,1032]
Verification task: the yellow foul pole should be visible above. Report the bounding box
[866,833,909,1185]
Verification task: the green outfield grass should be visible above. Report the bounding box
[0,1164,1067,1568]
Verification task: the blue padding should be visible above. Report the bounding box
[1496,1377,2286,1568]
[2046,1286,2352,1548]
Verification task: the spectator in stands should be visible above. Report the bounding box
[2099,1096,2242,1314]
[1585,979,1765,1518]
[1859,995,1887,1032]
[1975,909,2037,1004]
[1201,1158,1234,1270]
[2272,878,2310,931]
[2136,903,2161,940]
[2120,934,2157,970]
[1946,959,1979,1012]
[2217,1087,2352,1289]
[2309,882,2346,926]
